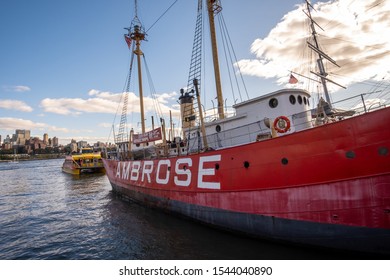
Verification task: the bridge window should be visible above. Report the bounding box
[289,95,296,105]
[269,98,278,108]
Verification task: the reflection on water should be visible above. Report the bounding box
[0,159,385,260]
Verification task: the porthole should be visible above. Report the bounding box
[378,147,388,156]
[303,96,307,105]
[297,95,302,104]
[216,125,221,133]
[269,98,278,108]
[289,95,296,105]
[346,151,356,159]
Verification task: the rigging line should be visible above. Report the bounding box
[146,0,179,33]
[377,84,390,100]
[119,44,137,140]
[219,13,250,100]
[322,0,355,29]
[368,78,389,97]
[126,44,137,92]
[330,73,390,102]
[366,1,385,12]
[324,0,385,30]
[134,0,138,17]
[201,3,206,113]
[108,52,134,143]
[330,72,389,87]
[142,55,164,127]
[317,34,387,52]
[218,15,237,105]
[219,13,245,104]
[219,14,241,103]
[349,80,389,109]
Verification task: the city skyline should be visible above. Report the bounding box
[0,128,58,147]
[0,128,100,147]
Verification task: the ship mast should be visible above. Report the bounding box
[207,0,225,119]
[305,0,343,108]
[130,0,147,134]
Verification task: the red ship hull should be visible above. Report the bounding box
[103,107,390,254]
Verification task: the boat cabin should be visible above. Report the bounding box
[184,89,312,151]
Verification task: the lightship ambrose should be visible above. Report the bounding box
[103,0,390,254]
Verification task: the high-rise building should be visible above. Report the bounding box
[77,141,88,149]
[13,129,31,145]
[52,137,59,147]
[43,133,49,144]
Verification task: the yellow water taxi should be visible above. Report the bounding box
[62,147,105,175]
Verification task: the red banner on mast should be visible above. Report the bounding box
[133,127,162,144]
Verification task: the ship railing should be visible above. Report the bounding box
[203,106,236,123]
[331,91,390,116]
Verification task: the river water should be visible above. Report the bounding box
[0,159,384,260]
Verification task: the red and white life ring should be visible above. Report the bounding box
[273,116,291,133]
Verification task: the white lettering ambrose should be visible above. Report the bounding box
[115,155,221,189]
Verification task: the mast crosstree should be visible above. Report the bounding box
[305,0,344,108]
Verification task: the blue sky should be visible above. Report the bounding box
[1,0,389,145]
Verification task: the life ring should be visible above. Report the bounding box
[273,116,291,133]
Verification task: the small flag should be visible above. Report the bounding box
[124,34,132,49]
[289,74,298,84]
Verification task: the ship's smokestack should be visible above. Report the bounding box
[179,88,195,131]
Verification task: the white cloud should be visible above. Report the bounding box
[2,85,31,92]
[237,0,390,92]
[0,99,33,112]
[40,96,119,115]
[88,89,122,102]
[0,117,69,133]
[41,89,180,117]
[98,122,113,128]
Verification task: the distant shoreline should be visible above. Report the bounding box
[0,154,65,162]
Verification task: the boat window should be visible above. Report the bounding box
[289,95,296,105]
[298,95,303,104]
[269,98,278,108]
[303,96,307,105]
[216,125,221,132]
